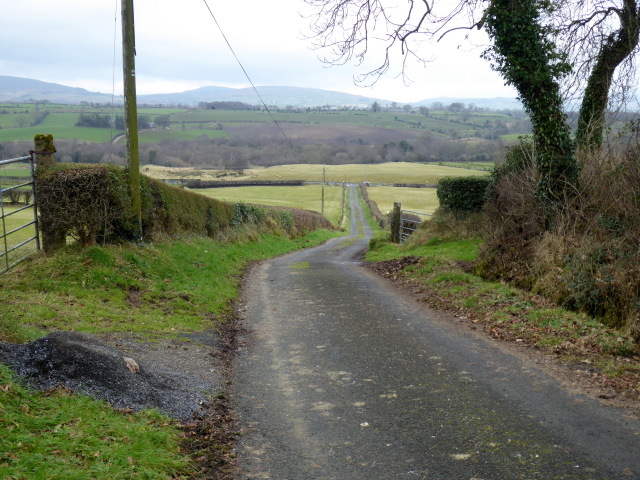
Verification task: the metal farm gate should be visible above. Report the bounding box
[0,154,40,274]
[400,209,431,243]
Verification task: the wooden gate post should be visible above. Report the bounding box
[34,134,65,253]
[390,202,401,243]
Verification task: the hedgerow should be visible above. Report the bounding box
[436,176,491,212]
[35,164,332,249]
[360,183,387,227]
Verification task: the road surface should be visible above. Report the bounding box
[233,185,639,479]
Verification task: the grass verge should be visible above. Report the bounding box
[0,228,339,479]
[0,231,337,340]
[0,365,191,479]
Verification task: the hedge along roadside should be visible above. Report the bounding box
[360,183,387,228]
[436,176,492,213]
[35,163,333,250]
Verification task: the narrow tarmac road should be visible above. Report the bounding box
[233,186,639,480]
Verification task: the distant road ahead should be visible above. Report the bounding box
[234,185,639,480]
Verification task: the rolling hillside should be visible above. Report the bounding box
[0,76,520,109]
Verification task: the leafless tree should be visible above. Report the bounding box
[305,0,640,150]
[304,0,485,86]
[557,0,640,149]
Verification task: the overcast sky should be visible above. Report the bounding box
[1,0,518,104]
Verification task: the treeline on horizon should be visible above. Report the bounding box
[0,101,530,168]
[0,125,502,169]
[1,100,634,170]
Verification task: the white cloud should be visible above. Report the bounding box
[1,0,517,103]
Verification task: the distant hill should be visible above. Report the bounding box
[0,75,521,110]
[416,96,522,111]
[0,76,114,104]
[138,85,389,108]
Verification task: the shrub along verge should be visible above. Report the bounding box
[35,164,332,249]
[479,146,640,336]
[437,176,491,212]
[360,183,387,227]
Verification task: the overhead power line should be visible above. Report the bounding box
[201,0,301,159]
[108,0,120,163]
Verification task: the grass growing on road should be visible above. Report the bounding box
[0,228,339,478]
[365,210,640,400]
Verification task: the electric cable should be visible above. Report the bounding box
[108,0,120,163]
[201,0,302,160]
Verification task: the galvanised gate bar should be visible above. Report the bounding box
[0,154,40,274]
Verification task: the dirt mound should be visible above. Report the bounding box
[0,331,222,420]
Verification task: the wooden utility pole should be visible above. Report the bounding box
[321,165,326,216]
[121,0,142,235]
[341,176,346,223]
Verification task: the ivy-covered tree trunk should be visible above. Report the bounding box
[576,0,640,151]
[484,0,577,204]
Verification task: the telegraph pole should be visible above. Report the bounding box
[321,165,326,216]
[121,0,142,234]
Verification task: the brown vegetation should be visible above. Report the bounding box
[479,143,640,337]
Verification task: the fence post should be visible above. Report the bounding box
[34,134,65,253]
[34,134,55,170]
[390,202,401,243]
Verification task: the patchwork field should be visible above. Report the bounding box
[0,103,529,144]
[145,162,487,185]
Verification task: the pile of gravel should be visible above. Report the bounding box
[0,330,225,420]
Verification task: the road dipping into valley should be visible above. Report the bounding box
[233,186,639,480]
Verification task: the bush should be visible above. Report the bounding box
[436,176,491,212]
[478,144,640,337]
[36,164,333,248]
[5,188,21,204]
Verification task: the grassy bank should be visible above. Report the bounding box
[0,228,338,479]
[365,212,640,403]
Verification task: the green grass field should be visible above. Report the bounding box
[196,184,346,225]
[366,186,439,215]
[0,230,339,479]
[0,205,39,270]
[1,166,31,177]
[0,364,192,479]
[173,161,483,225]
[0,103,530,143]
[432,161,494,171]
[155,162,486,185]
[0,124,116,142]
